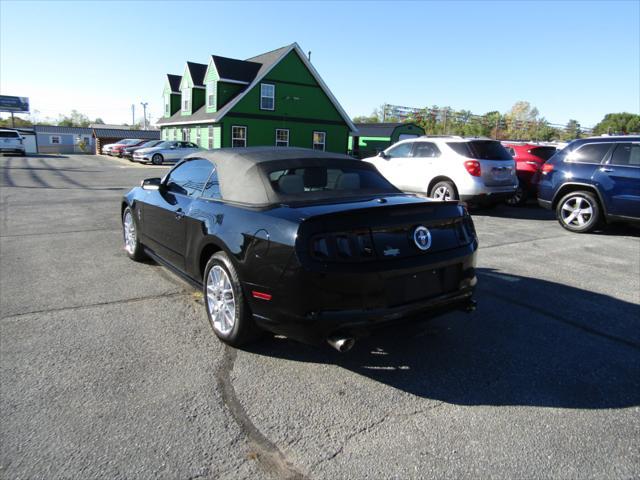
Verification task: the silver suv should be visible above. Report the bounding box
[364,136,517,204]
[0,129,26,156]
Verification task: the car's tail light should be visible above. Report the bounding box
[311,231,375,262]
[464,160,481,177]
[541,163,554,174]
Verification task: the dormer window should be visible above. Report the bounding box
[182,87,191,111]
[207,82,215,107]
[260,83,275,110]
[164,95,170,115]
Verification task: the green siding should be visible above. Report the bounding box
[221,119,348,154]
[205,61,219,113]
[212,125,221,149]
[218,82,244,110]
[232,51,343,123]
[192,88,205,113]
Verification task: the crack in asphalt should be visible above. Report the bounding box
[478,234,568,250]
[0,291,188,320]
[216,346,308,480]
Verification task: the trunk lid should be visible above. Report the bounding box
[293,196,475,264]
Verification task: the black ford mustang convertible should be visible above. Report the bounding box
[121,147,478,351]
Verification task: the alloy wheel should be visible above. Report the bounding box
[433,186,452,201]
[123,210,136,254]
[206,265,236,335]
[560,195,594,228]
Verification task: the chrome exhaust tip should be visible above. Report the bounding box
[327,335,355,353]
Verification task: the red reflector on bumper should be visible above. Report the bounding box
[252,291,272,301]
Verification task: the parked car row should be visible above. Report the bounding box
[365,134,638,233]
[102,138,205,165]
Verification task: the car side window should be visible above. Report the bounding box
[201,168,221,200]
[386,142,413,158]
[412,142,441,158]
[569,143,612,164]
[610,143,640,167]
[165,159,213,197]
[187,143,198,148]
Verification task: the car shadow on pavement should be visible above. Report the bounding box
[472,204,556,221]
[245,268,640,409]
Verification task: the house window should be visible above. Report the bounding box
[182,88,191,111]
[313,131,326,151]
[50,135,61,144]
[196,127,201,146]
[232,126,247,148]
[260,83,275,110]
[208,126,213,149]
[182,128,189,141]
[275,129,289,147]
[207,82,215,108]
[164,95,170,115]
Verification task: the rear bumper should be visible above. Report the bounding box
[254,287,475,344]
[249,243,478,344]
[460,191,514,203]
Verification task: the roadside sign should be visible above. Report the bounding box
[0,96,30,113]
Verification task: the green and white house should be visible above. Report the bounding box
[157,43,356,154]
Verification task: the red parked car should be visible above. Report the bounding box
[502,142,557,205]
[109,139,145,157]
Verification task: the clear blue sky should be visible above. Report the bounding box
[1,0,638,128]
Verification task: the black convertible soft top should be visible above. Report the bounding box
[186,147,398,206]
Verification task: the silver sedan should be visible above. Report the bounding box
[132,141,205,165]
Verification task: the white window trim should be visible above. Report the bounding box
[182,87,191,112]
[313,131,326,151]
[207,82,215,108]
[196,127,201,145]
[50,135,61,144]
[260,83,275,111]
[231,126,247,148]
[275,128,289,147]
[208,125,214,149]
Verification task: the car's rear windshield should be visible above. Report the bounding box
[267,165,399,200]
[529,146,557,161]
[447,140,512,160]
[0,131,19,138]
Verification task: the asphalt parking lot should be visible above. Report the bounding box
[1,154,639,479]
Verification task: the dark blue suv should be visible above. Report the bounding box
[538,136,640,233]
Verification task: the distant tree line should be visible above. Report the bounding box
[0,109,149,129]
[353,102,640,142]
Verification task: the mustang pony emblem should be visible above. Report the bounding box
[413,226,432,251]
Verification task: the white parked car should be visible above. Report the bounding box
[364,136,517,205]
[0,129,26,156]
[132,141,205,165]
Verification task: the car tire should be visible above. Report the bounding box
[505,179,527,206]
[556,191,601,233]
[122,206,146,261]
[204,252,261,347]
[151,154,164,165]
[429,180,458,201]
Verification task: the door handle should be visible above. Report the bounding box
[175,208,185,220]
[600,167,613,173]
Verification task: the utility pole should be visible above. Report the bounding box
[443,109,448,135]
[10,112,15,128]
[140,102,148,130]
[131,104,135,126]
[495,116,499,139]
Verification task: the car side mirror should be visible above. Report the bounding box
[141,177,162,190]
[170,145,177,149]
[378,151,388,159]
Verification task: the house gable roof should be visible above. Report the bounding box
[166,74,181,93]
[157,43,356,133]
[210,55,261,83]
